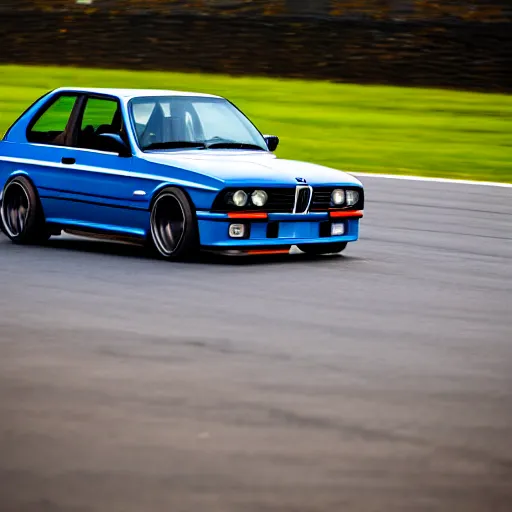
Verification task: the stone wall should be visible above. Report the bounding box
[1,6,510,91]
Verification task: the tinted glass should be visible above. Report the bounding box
[80,97,119,131]
[77,97,122,151]
[27,95,78,145]
[129,96,267,151]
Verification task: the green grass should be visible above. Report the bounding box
[1,64,511,183]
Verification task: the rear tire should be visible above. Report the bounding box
[148,187,199,261]
[298,242,347,255]
[0,176,49,244]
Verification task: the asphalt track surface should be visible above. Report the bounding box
[0,177,511,512]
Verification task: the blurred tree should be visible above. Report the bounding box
[285,0,330,15]
[389,0,415,15]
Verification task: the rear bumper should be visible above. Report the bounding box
[196,211,361,248]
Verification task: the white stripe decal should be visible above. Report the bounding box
[0,156,218,192]
[28,143,121,156]
[350,172,512,189]
[5,155,508,190]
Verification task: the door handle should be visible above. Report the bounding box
[61,157,76,165]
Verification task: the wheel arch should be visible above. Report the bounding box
[149,183,197,212]
[1,171,46,216]
[0,171,49,243]
[2,170,37,197]
[3,169,36,187]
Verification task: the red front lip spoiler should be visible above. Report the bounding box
[227,212,268,220]
[329,210,364,219]
[246,249,290,256]
[227,210,363,220]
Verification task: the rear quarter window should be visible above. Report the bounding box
[27,95,79,145]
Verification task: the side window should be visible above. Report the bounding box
[77,97,121,151]
[27,95,78,145]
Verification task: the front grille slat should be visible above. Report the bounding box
[267,189,295,212]
[294,186,311,214]
[311,187,333,210]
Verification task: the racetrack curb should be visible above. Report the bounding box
[350,172,512,188]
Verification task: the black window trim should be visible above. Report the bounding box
[24,91,133,156]
[74,92,133,154]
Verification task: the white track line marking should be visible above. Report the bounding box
[351,172,512,189]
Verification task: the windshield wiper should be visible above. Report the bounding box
[142,141,207,151]
[206,142,266,151]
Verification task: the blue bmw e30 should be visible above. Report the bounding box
[0,87,364,260]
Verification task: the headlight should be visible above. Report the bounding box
[232,190,248,207]
[346,190,359,206]
[251,190,268,207]
[332,189,345,206]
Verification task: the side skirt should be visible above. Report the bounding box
[46,223,147,246]
[63,229,145,246]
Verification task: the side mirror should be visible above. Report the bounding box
[264,135,279,152]
[97,133,131,157]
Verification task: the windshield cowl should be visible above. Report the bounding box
[142,141,206,151]
[142,140,267,152]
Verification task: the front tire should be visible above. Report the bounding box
[298,242,347,255]
[148,187,199,261]
[0,176,49,244]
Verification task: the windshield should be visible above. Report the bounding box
[128,96,268,151]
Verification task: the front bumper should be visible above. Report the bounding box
[196,211,361,248]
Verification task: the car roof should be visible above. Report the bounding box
[51,87,222,100]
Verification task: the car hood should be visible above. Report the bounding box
[143,150,362,187]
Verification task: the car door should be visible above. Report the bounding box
[22,92,84,221]
[46,94,150,235]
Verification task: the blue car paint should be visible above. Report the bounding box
[197,215,359,248]
[0,87,364,249]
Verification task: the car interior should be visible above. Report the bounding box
[137,101,204,149]
[77,107,127,152]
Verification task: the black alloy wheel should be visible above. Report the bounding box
[149,187,199,261]
[0,176,49,244]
